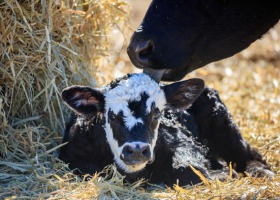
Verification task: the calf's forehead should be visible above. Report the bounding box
[104,74,166,115]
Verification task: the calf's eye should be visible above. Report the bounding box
[153,108,161,120]
[108,111,117,121]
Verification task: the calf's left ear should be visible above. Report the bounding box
[163,78,205,109]
[62,86,105,115]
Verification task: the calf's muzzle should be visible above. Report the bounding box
[121,143,152,165]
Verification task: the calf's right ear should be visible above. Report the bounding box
[62,86,105,115]
[163,78,205,109]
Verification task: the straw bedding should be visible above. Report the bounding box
[0,0,280,199]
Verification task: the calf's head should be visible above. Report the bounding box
[62,74,204,173]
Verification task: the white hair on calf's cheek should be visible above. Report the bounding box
[104,120,128,171]
[151,122,160,150]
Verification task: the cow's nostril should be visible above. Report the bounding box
[135,40,154,66]
[137,41,153,57]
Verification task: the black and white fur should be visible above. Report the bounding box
[59,73,273,186]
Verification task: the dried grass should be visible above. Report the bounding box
[0,0,280,199]
[0,0,130,198]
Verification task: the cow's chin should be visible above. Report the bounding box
[115,158,148,173]
[161,67,190,81]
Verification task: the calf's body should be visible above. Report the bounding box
[59,74,273,186]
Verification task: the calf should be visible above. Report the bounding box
[59,73,273,186]
[127,0,280,81]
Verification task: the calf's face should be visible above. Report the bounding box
[62,74,204,173]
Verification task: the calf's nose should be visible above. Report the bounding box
[121,143,151,164]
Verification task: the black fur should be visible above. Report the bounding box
[127,0,280,81]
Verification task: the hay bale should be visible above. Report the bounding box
[0,0,129,132]
[0,0,129,198]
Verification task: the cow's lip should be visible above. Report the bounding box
[143,66,189,82]
[143,68,167,83]
[160,66,193,81]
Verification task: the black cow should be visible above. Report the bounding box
[59,73,273,186]
[127,0,280,81]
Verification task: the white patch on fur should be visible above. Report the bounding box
[173,140,208,170]
[136,26,143,33]
[123,141,150,149]
[151,121,161,150]
[71,93,83,107]
[104,74,166,130]
[74,117,90,131]
[73,99,86,107]
[117,159,148,173]
[104,121,124,168]
[123,116,143,130]
[75,117,83,126]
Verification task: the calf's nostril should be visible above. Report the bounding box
[124,145,133,156]
[121,146,132,160]
[141,147,150,157]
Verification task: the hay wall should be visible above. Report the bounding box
[0,0,129,198]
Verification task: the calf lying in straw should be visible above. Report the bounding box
[59,73,274,186]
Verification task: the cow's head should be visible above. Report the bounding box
[127,0,276,81]
[62,74,204,173]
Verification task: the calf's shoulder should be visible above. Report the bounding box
[59,113,113,173]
